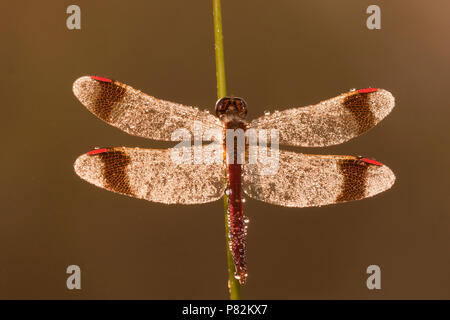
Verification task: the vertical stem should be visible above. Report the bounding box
[213,0,227,99]
[213,0,242,300]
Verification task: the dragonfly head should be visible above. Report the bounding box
[215,97,248,121]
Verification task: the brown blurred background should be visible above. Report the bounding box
[0,0,449,299]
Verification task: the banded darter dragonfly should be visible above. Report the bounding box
[73,76,395,284]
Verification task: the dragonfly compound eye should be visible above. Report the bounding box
[234,97,248,117]
[215,97,231,116]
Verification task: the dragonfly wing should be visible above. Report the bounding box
[248,88,394,147]
[243,149,395,207]
[73,76,222,141]
[74,146,225,204]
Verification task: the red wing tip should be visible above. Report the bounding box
[90,76,112,83]
[87,148,109,155]
[358,88,378,94]
[361,158,383,166]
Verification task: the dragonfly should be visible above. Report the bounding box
[73,75,395,284]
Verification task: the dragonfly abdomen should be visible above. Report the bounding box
[227,163,248,284]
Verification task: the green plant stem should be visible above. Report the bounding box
[213,0,227,98]
[213,0,242,300]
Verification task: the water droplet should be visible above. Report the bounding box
[234,274,241,280]
[350,88,356,92]
[244,217,250,223]
[242,198,246,203]
[225,188,232,196]
[264,110,271,116]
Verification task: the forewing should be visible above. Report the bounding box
[248,88,394,147]
[73,76,221,141]
[243,149,395,207]
[74,146,225,204]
